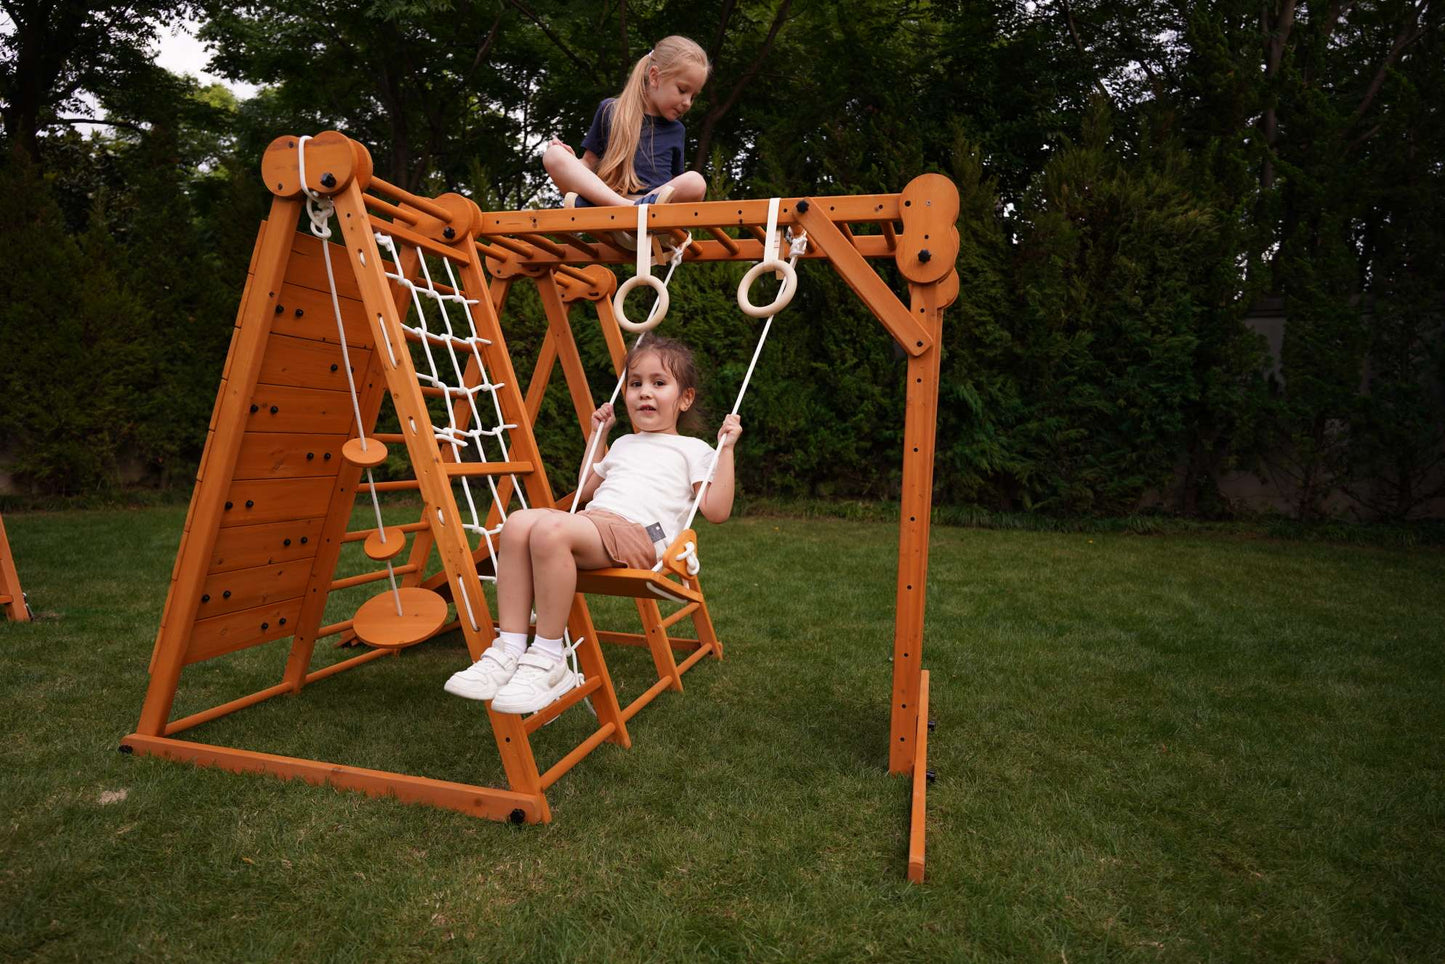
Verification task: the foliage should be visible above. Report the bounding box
[0,0,1441,518]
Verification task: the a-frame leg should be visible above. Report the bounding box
[635,597,684,692]
[0,512,29,622]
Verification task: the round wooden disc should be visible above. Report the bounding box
[342,437,388,468]
[364,526,409,561]
[352,587,449,649]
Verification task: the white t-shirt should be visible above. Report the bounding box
[587,432,716,546]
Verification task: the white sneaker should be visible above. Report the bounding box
[490,651,578,714]
[443,647,519,701]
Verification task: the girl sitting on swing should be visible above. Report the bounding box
[445,337,741,713]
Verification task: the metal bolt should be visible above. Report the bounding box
[279,618,287,626]
[443,226,456,240]
[796,199,810,213]
[223,590,231,599]
[261,622,269,630]
[284,538,292,547]
[245,500,254,509]
[274,304,284,314]
[201,594,210,603]
[323,453,331,461]
[320,172,337,188]
[918,249,932,263]
[270,405,279,414]
[294,307,304,317]
[300,537,309,544]
[250,404,258,414]
[306,452,314,461]
[330,364,338,372]
[224,502,233,510]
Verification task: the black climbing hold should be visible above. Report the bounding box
[509,809,526,825]
[320,172,337,188]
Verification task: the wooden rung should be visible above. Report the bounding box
[659,602,701,630]
[370,480,420,492]
[595,630,703,651]
[490,235,536,258]
[373,432,406,443]
[343,520,429,543]
[362,193,421,226]
[329,563,419,592]
[518,233,567,257]
[555,263,593,283]
[444,461,533,477]
[523,676,603,734]
[555,234,598,259]
[881,220,898,250]
[539,721,616,790]
[705,227,739,255]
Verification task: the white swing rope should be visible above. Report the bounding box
[662,196,805,575]
[297,135,403,617]
[570,208,693,514]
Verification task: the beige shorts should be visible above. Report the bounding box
[580,509,658,570]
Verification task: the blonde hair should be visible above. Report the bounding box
[596,36,710,195]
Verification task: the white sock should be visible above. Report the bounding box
[496,631,528,658]
[530,634,565,662]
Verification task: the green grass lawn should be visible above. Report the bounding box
[1,506,1442,961]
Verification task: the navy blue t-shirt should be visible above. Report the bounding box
[581,98,686,191]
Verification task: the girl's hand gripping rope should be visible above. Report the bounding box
[591,402,617,437]
[717,413,743,449]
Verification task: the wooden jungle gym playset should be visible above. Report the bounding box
[121,131,958,883]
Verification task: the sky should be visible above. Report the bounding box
[152,17,260,99]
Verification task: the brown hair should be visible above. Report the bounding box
[624,335,704,433]
[596,36,710,195]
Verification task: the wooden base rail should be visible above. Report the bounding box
[121,734,545,822]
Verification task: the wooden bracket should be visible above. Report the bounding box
[261,130,373,199]
[794,201,934,357]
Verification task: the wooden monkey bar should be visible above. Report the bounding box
[123,130,956,882]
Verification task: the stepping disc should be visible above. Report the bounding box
[364,526,409,561]
[342,437,389,468]
[352,587,448,649]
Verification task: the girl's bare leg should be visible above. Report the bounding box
[527,514,613,638]
[543,146,632,206]
[496,509,552,635]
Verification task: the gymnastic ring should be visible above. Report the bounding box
[613,273,669,332]
[737,258,798,319]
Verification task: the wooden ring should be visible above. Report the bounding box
[737,259,798,318]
